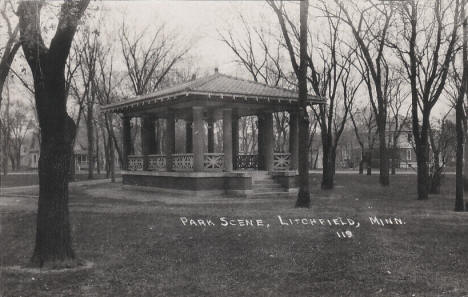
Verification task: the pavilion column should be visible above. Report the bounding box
[185,120,192,153]
[232,110,239,170]
[155,119,162,154]
[141,115,157,155]
[122,115,133,170]
[223,108,233,171]
[141,115,156,170]
[165,111,175,171]
[257,114,265,170]
[207,115,215,153]
[289,110,299,170]
[264,112,274,171]
[192,106,205,172]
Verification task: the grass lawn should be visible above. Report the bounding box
[1,173,468,297]
[0,172,119,188]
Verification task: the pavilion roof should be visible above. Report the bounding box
[101,71,325,113]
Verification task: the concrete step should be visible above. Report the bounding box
[253,189,288,194]
[252,185,284,191]
[253,179,277,184]
[248,192,291,199]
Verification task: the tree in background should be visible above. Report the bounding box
[220,16,290,153]
[120,21,188,155]
[386,75,410,175]
[18,0,90,267]
[71,28,101,179]
[350,103,378,175]
[455,0,466,211]
[331,0,394,187]
[308,3,362,189]
[0,0,20,108]
[428,114,456,194]
[388,0,461,200]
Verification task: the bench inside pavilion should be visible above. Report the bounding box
[102,70,325,196]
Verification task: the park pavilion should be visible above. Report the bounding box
[101,69,325,196]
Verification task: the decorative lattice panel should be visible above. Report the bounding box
[128,155,144,171]
[273,153,291,171]
[203,153,224,171]
[172,154,194,170]
[236,154,258,170]
[148,155,166,171]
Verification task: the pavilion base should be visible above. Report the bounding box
[122,170,253,197]
[270,171,299,190]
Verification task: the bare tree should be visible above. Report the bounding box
[0,0,20,108]
[307,4,362,189]
[18,0,90,267]
[120,22,188,96]
[447,56,465,210]
[220,16,290,153]
[329,0,394,186]
[72,27,102,179]
[95,45,125,181]
[6,100,33,170]
[120,22,187,156]
[386,0,461,200]
[386,75,410,175]
[269,0,311,207]
[0,81,12,175]
[428,113,456,194]
[350,102,378,175]
[455,0,466,211]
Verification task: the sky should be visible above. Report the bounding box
[1,0,456,119]
[96,0,282,76]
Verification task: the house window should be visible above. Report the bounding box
[407,133,412,142]
[406,149,411,161]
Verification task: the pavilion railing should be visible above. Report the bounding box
[203,153,224,171]
[128,155,144,171]
[273,153,291,171]
[172,153,194,171]
[236,153,258,170]
[148,154,166,171]
[127,152,292,172]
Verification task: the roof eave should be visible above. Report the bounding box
[101,91,326,113]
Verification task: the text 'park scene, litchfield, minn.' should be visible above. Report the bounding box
[1,0,468,296]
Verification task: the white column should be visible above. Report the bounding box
[264,113,274,171]
[193,106,205,171]
[223,108,233,171]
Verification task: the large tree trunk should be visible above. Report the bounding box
[109,131,115,182]
[16,148,21,170]
[378,127,389,186]
[429,152,442,194]
[294,0,310,208]
[95,124,101,175]
[456,0,466,211]
[31,115,76,266]
[415,143,429,200]
[391,143,397,175]
[86,101,95,179]
[367,151,372,175]
[18,0,90,267]
[464,135,468,191]
[321,144,334,190]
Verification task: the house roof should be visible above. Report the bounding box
[101,72,325,114]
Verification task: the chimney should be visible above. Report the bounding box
[191,74,196,81]
[214,67,219,73]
